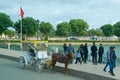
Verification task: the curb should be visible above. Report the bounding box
[56,66,117,80]
[0,54,18,62]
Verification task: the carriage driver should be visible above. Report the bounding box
[27,44,36,57]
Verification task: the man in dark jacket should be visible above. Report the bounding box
[83,43,88,63]
[112,46,117,68]
[109,46,116,76]
[91,42,97,65]
[63,43,68,55]
[79,44,84,62]
[98,43,104,63]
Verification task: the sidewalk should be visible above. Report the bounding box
[0,48,120,80]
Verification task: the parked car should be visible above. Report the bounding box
[67,37,78,40]
[70,37,77,40]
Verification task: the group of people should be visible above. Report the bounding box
[63,43,75,64]
[63,43,88,64]
[63,42,117,76]
[91,42,117,76]
[91,42,104,65]
[75,43,89,64]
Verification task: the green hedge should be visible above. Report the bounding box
[48,40,120,43]
[0,40,20,43]
[0,39,120,43]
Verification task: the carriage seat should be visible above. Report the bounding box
[36,51,48,59]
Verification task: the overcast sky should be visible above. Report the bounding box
[0,0,120,29]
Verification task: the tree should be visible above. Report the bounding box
[114,21,120,37]
[88,28,103,36]
[0,13,13,35]
[100,24,114,37]
[14,17,38,38]
[3,29,17,38]
[39,21,54,36]
[69,19,89,36]
[49,29,56,37]
[56,22,70,37]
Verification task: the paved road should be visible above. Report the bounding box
[0,58,85,80]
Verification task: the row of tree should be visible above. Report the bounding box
[0,12,120,39]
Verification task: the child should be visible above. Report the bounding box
[75,50,82,64]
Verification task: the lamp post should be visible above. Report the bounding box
[36,19,40,40]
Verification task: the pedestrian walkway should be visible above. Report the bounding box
[0,48,120,80]
[57,62,120,80]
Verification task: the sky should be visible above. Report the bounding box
[0,0,120,29]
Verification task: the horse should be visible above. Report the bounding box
[52,52,74,75]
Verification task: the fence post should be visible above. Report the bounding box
[8,43,10,50]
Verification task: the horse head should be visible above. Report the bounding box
[66,52,74,60]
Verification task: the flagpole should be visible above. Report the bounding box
[20,18,23,52]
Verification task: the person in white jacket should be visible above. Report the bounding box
[75,50,82,64]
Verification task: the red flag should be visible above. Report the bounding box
[20,6,24,18]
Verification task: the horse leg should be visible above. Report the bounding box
[65,63,68,75]
[52,60,56,74]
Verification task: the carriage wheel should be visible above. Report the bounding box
[35,60,44,73]
[19,56,25,69]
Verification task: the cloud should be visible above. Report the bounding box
[1,0,120,29]
[109,0,120,4]
[0,1,13,10]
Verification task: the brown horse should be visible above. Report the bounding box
[52,52,73,75]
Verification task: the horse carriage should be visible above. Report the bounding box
[18,41,52,72]
[19,40,74,75]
